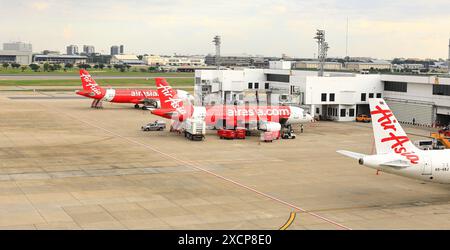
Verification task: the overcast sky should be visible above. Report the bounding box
[1,0,449,59]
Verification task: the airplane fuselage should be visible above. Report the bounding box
[76,88,159,104]
[154,105,313,127]
[360,144,450,184]
[204,105,312,126]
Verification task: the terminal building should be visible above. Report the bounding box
[294,61,343,71]
[0,50,33,65]
[194,62,450,126]
[345,60,392,71]
[0,42,33,65]
[205,54,257,67]
[110,54,143,65]
[3,42,32,52]
[33,54,87,64]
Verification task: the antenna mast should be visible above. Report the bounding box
[213,35,221,70]
[314,30,329,77]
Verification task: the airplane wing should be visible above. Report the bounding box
[336,150,366,160]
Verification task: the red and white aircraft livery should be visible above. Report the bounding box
[151,77,314,129]
[75,69,191,109]
[338,98,450,184]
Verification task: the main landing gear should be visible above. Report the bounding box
[281,124,297,139]
[91,99,103,109]
[134,104,140,109]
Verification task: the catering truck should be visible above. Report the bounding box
[184,118,206,141]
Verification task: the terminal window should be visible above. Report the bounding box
[361,93,366,101]
[349,109,355,117]
[376,93,382,98]
[369,93,374,98]
[248,82,253,89]
[340,109,346,117]
[329,93,335,102]
[433,84,450,96]
[321,93,327,102]
[254,82,259,89]
[384,81,407,92]
[265,83,270,89]
[266,74,290,83]
[328,108,338,117]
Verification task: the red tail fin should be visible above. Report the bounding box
[155,78,186,114]
[79,69,104,98]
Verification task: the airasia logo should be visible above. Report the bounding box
[81,73,101,95]
[130,90,157,97]
[157,84,186,115]
[227,108,290,117]
[371,103,419,164]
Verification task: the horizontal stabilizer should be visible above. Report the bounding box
[151,108,178,118]
[380,160,410,169]
[336,150,366,160]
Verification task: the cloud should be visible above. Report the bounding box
[62,25,73,40]
[31,1,49,11]
[0,0,449,58]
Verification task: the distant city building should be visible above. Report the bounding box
[345,60,392,71]
[143,55,206,67]
[269,61,293,70]
[251,57,270,68]
[110,54,143,65]
[87,54,112,64]
[42,50,60,55]
[143,55,167,66]
[110,46,119,56]
[205,54,253,67]
[295,61,343,71]
[429,61,449,73]
[119,45,124,54]
[33,54,87,64]
[0,42,33,64]
[0,50,33,65]
[3,42,32,52]
[347,57,373,63]
[166,56,205,66]
[66,45,79,55]
[402,63,425,70]
[83,45,95,55]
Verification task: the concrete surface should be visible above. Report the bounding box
[1,90,450,230]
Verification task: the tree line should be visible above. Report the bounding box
[1,62,161,73]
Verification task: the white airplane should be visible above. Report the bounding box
[337,98,450,184]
